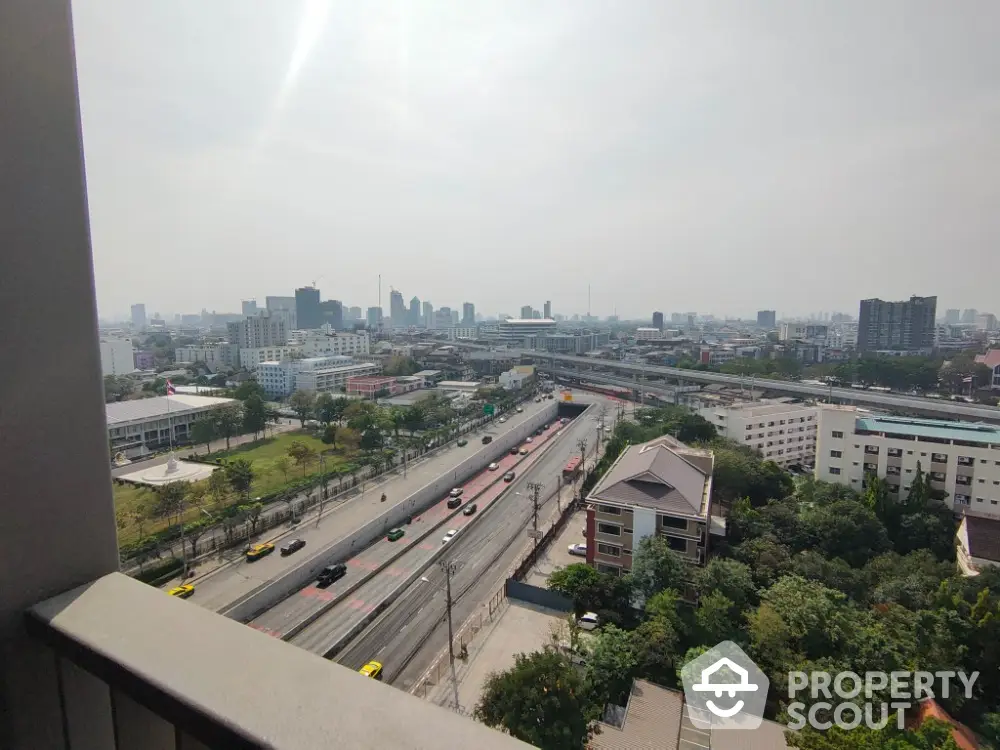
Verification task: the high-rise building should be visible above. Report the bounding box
[318,300,343,330]
[347,306,363,321]
[543,301,552,319]
[241,300,258,317]
[366,307,383,327]
[227,310,288,348]
[945,308,960,325]
[409,296,421,326]
[389,290,406,327]
[434,307,452,328]
[652,311,664,331]
[962,308,978,325]
[977,313,998,332]
[422,301,433,328]
[295,287,322,329]
[756,310,776,329]
[451,309,460,325]
[462,302,475,325]
[857,295,937,352]
[520,305,533,319]
[130,303,146,329]
[266,295,297,330]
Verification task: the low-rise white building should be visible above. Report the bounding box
[255,355,380,398]
[635,327,662,340]
[700,401,819,469]
[815,405,1000,518]
[107,395,237,458]
[498,365,536,390]
[239,345,297,370]
[99,337,135,377]
[288,329,370,358]
[175,343,239,372]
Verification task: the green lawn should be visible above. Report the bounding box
[114,430,356,547]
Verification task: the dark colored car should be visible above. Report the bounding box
[280,538,306,556]
[463,503,478,516]
[509,447,519,455]
[535,428,544,436]
[482,435,493,444]
[503,471,516,482]
[447,497,462,509]
[317,563,346,587]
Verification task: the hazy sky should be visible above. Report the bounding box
[74,1,1000,321]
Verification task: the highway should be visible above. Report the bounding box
[330,401,611,690]
[186,400,553,612]
[272,413,575,652]
[454,343,1000,423]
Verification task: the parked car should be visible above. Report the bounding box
[317,563,347,586]
[280,538,306,556]
[543,423,551,430]
[442,529,458,544]
[488,462,500,471]
[510,447,519,455]
[519,447,528,455]
[535,428,544,436]
[359,661,383,680]
[167,584,195,599]
[387,528,405,542]
[568,543,587,557]
[525,437,533,443]
[449,487,464,498]
[482,435,493,444]
[447,497,462,509]
[504,471,516,482]
[499,417,507,423]
[457,438,468,447]
[245,542,275,561]
[534,397,542,403]
[463,503,478,516]
[577,612,600,631]
[516,407,523,413]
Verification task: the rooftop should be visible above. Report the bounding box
[105,395,236,425]
[499,318,557,325]
[587,435,714,518]
[855,414,1000,445]
[962,515,1000,563]
[713,401,816,417]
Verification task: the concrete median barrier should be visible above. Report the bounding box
[220,403,560,624]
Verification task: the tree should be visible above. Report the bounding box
[289,389,316,427]
[214,403,243,451]
[153,482,187,530]
[104,375,131,402]
[208,469,230,510]
[474,648,596,749]
[286,440,317,477]
[233,380,265,401]
[314,393,336,425]
[800,499,891,567]
[242,395,268,440]
[631,535,687,600]
[695,591,740,644]
[695,558,757,611]
[273,456,292,487]
[321,424,338,447]
[190,415,217,454]
[632,616,680,686]
[585,625,638,707]
[788,717,963,749]
[243,501,264,536]
[225,458,254,502]
[382,355,419,376]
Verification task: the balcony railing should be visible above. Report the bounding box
[27,573,529,750]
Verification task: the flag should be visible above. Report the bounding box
[165,379,176,395]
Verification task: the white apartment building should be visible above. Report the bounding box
[288,329,370,358]
[699,401,818,469]
[815,406,1000,519]
[239,346,297,370]
[227,310,287,349]
[635,327,662,340]
[98,337,135,377]
[255,355,380,398]
[446,327,479,341]
[174,343,238,373]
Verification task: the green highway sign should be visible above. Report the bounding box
[484,404,495,415]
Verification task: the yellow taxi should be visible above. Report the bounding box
[245,542,275,561]
[359,661,383,680]
[167,584,195,599]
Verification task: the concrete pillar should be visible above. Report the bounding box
[0,0,120,746]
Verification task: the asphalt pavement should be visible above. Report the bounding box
[330,397,615,687]
[185,400,552,613]
[278,419,568,651]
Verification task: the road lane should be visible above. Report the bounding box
[330,407,609,683]
[186,400,551,612]
[279,419,569,650]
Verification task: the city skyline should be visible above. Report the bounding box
[75,2,1000,320]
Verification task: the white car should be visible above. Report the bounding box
[499,417,507,423]
[488,462,500,471]
[525,437,533,443]
[568,543,587,557]
[449,488,464,498]
[442,529,458,544]
[577,612,599,631]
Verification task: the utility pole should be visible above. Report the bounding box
[577,438,588,473]
[526,481,543,544]
[440,559,461,710]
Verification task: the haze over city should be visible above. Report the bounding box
[73,0,1000,320]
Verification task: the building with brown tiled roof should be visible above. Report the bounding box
[585,435,714,574]
[974,349,1000,390]
[957,514,1000,576]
